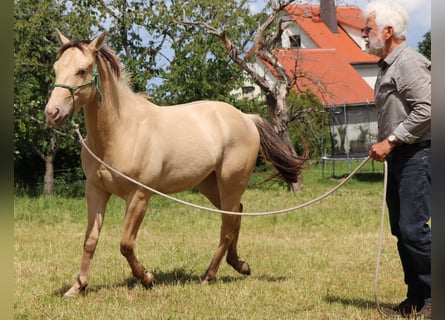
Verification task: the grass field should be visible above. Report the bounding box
[14,160,407,319]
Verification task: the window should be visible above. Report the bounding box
[242,86,255,94]
[289,35,301,48]
[242,86,256,99]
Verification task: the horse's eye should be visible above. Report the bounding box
[77,69,87,77]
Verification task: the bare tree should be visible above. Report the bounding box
[176,0,302,156]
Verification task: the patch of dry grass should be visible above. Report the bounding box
[15,163,405,319]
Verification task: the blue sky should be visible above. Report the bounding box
[250,0,431,49]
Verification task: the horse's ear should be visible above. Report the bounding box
[88,32,106,52]
[56,29,70,45]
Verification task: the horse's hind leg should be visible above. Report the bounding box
[201,212,250,283]
[64,183,110,298]
[226,204,250,276]
[198,174,250,282]
[120,189,155,288]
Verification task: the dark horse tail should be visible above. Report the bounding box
[250,115,306,188]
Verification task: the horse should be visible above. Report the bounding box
[44,30,304,298]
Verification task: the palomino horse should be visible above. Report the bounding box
[45,30,304,298]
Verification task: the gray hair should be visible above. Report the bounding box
[364,0,409,40]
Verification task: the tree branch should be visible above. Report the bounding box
[174,17,275,94]
[14,104,74,139]
[175,0,299,97]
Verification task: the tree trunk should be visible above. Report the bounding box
[266,83,294,153]
[42,132,57,196]
[43,153,55,196]
[266,83,302,190]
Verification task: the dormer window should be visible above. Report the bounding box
[289,35,301,48]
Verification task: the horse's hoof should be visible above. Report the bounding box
[63,287,81,299]
[199,269,216,284]
[63,279,87,298]
[141,271,155,288]
[240,262,251,276]
[199,275,214,285]
[227,259,251,276]
[63,292,76,299]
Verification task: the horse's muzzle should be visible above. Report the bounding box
[45,106,69,127]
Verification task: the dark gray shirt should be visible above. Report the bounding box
[374,42,431,143]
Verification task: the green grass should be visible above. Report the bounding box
[14,161,406,319]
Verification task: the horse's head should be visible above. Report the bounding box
[45,30,105,127]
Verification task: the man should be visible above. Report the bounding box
[362,0,431,318]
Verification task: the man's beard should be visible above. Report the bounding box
[366,36,385,57]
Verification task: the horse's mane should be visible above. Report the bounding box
[58,40,122,79]
[57,39,150,102]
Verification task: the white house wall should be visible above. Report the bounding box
[231,11,381,158]
[340,24,367,51]
[230,59,276,100]
[281,23,317,49]
[353,63,379,89]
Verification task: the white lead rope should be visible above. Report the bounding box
[74,124,390,315]
[74,126,371,216]
[375,160,391,317]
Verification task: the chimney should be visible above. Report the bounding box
[320,0,338,33]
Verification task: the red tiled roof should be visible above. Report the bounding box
[336,6,369,30]
[284,5,379,63]
[265,49,375,106]
[265,4,379,106]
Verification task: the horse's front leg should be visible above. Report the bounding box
[63,183,110,298]
[120,190,155,288]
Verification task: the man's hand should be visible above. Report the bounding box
[369,138,395,162]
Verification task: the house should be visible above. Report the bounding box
[240,3,381,158]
